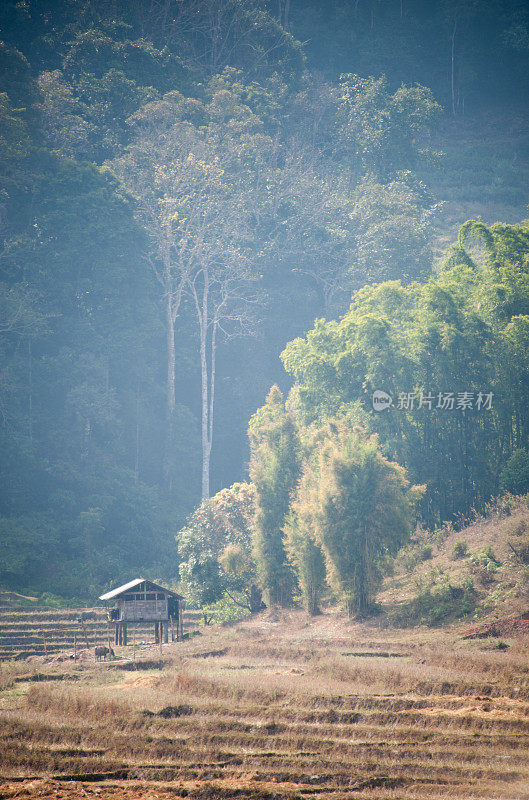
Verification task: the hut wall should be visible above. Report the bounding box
[117,592,169,621]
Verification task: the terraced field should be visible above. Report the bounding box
[0,603,202,660]
[1,610,529,799]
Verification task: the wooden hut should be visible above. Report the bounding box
[99,578,184,646]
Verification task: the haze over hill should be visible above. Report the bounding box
[1,0,529,604]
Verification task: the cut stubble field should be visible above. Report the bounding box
[1,609,529,800]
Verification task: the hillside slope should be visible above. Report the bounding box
[379,497,529,627]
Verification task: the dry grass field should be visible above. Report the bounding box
[0,602,203,661]
[3,502,529,800]
[2,608,529,800]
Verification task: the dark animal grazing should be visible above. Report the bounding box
[95,645,115,661]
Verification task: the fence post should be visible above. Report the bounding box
[81,618,89,650]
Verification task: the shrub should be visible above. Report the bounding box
[493,640,509,650]
[398,542,433,573]
[505,519,529,564]
[391,581,478,627]
[520,566,529,595]
[482,545,499,564]
[38,592,72,609]
[470,546,500,585]
[421,544,433,560]
[452,541,468,560]
[432,521,454,547]
[201,594,251,625]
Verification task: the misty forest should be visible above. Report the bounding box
[2,0,529,613]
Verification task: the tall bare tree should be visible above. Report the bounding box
[112,89,259,497]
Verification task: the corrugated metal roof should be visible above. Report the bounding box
[99,578,182,601]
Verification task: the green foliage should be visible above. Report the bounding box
[177,483,261,612]
[2,0,529,606]
[336,74,441,178]
[305,425,420,616]
[469,546,500,585]
[452,540,469,560]
[0,515,59,590]
[202,594,250,625]
[500,449,529,495]
[283,467,327,616]
[178,505,226,608]
[349,174,437,284]
[282,220,529,526]
[288,0,529,114]
[38,592,74,609]
[249,386,301,607]
[482,545,500,564]
[398,542,433,573]
[392,581,478,627]
[206,67,285,131]
[284,522,326,616]
[0,34,198,596]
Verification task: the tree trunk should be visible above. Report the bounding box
[191,273,217,501]
[199,330,216,500]
[198,276,211,500]
[451,18,457,116]
[82,418,91,459]
[249,584,263,614]
[207,321,217,489]
[165,295,176,418]
[135,380,140,485]
[200,324,210,499]
[308,584,319,616]
[164,291,176,491]
[284,0,290,28]
[28,338,33,441]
